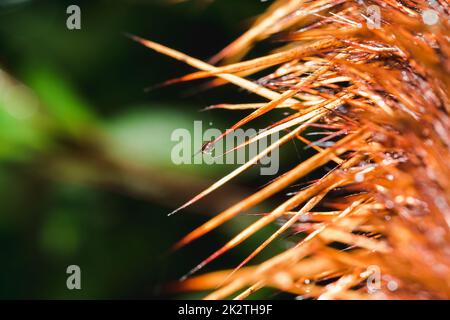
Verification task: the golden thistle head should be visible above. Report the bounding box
[133,0,450,300]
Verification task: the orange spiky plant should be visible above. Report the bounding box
[131,0,450,299]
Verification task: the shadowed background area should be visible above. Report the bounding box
[0,0,308,299]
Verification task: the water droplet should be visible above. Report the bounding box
[387,280,398,291]
[355,172,365,183]
[202,142,214,155]
[422,9,439,25]
[385,200,394,209]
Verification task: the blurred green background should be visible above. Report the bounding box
[0,0,306,299]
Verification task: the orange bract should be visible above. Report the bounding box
[134,0,450,299]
